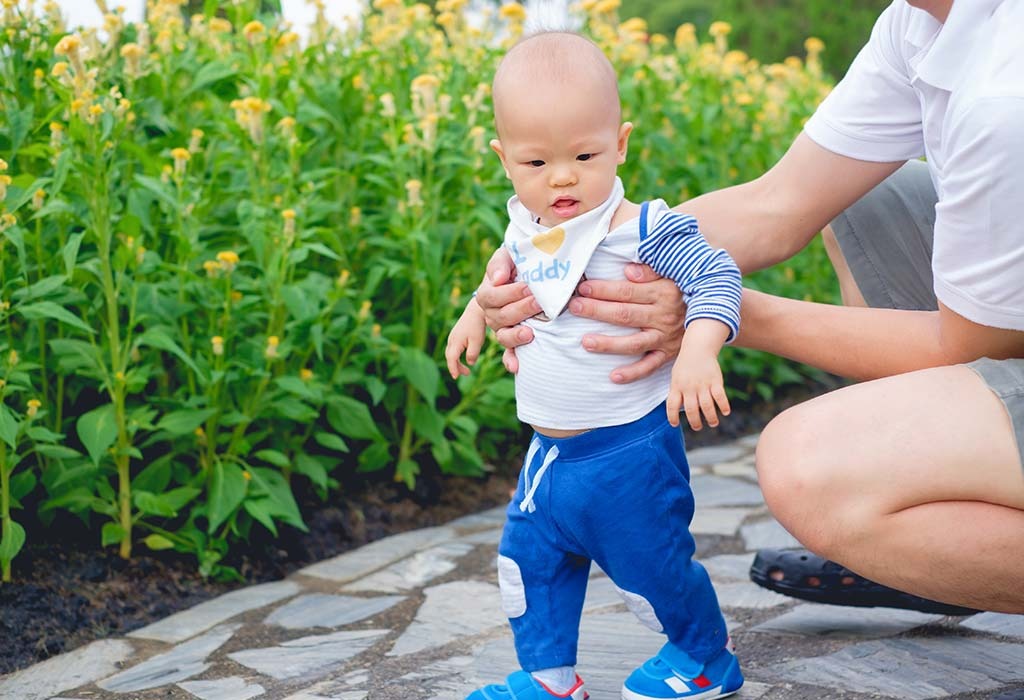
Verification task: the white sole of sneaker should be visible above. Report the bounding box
[621,686,739,700]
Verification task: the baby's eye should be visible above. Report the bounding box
[576,153,594,161]
[528,160,545,167]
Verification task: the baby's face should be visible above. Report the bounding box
[491,83,631,228]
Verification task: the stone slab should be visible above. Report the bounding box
[342,541,474,593]
[459,528,503,546]
[752,603,941,638]
[388,580,504,656]
[129,581,300,643]
[702,553,756,583]
[0,639,133,700]
[691,475,764,508]
[448,506,507,531]
[690,507,751,536]
[773,637,1024,699]
[686,444,748,468]
[264,593,404,630]
[229,629,386,681]
[299,526,456,582]
[178,676,266,700]
[962,612,1024,640]
[739,519,800,550]
[714,581,790,609]
[99,624,240,693]
[712,460,758,480]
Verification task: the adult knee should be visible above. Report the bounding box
[756,406,842,555]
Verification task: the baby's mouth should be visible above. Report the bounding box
[552,197,579,216]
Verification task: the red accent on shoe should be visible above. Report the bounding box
[535,674,586,698]
[692,674,712,689]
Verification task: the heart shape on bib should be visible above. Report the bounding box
[532,227,565,255]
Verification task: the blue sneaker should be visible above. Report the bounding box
[467,670,589,700]
[621,642,743,700]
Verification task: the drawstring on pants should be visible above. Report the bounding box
[520,439,559,513]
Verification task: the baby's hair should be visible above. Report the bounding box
[492,30,621,133]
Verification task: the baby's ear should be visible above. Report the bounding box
[617,122,633,164]
[490,139,511,178]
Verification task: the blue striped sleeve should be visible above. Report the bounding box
[637,210,742,343]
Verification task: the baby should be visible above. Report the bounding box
[446,31,744,700]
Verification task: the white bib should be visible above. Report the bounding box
[503,178,625,320]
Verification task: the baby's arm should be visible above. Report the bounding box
[637,210,742,429]
[445,297,487,379]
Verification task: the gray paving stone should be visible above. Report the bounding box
[752,603,941,638]
[341,541,474,593]
[691,475,764,508]
[691,506,751,536]
[299,526,456,583]
[129,581,300,643]
[459,527,503,546]
[178,676,266,700]
[713,581,790,609]
[228,629,387,681]
[284,670,371,699]
[736,434,760,449]
[583,574,628,612]
[686,444,748,468]
[712,460,758,480]
[773,637,1024,698]
[0,639,133,700]
[962,612,1024,640]
[264,593,405,630]
[739,519,800,550]
[98,624,240,693]
[448,505,507,531]
[388,580,504,657]
[702,552,756,583]
[283,693,367,700]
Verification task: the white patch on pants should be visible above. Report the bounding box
[614,584,664,632]
[497,555,527,618]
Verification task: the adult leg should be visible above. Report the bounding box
[756,363,1024,612]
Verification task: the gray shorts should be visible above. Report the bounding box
[831,159,1024,468]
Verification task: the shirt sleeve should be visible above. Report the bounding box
[637,211,742,343]
[803,2,926,162]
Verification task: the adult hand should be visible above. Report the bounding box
[567,263,685,384]
[475,248,540,373]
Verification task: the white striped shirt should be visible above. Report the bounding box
[513,199,741,430]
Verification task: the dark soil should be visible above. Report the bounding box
[0,379,838,676]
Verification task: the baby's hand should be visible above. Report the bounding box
[666,351,730,431]
[445,299,487,380]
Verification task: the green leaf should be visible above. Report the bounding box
[131,458,171,493]
[10,470,36,503]
[248,467,307,531]
[77,403,117,467]
[155,408,216,437]
[16,301,94,335]
[63,233,85,277]
[304,242,340,260]
[409,403,446,445]
[326,395,382,441]
[101,522,125,547]
[134,490,178,517]
[26,426,64,443]
[243,497,278,536]
[207,462,248,533]
[134,174,178,209]
[0,404,19,450]
[293,454,329,491]
[254,449,289,468]
[395,459,419,489]
[0,520,26,564]
[144,534,175,550]
[185,60,238,96]
[33,444,82,460]
[138,328,205,381]
[161,487,201,511]
[358,442,391,472]
[313,431,349,453]
[12,275,67,302]
[275,376,320,402]
[397,347,440,405]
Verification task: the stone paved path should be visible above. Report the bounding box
[3,434,1024,700]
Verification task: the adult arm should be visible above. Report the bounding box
[738,291,1024,381]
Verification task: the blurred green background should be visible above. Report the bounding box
[620,0,891,77]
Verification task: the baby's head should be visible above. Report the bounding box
[490,32,632,228]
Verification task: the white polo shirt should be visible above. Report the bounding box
[803,0,1024,331]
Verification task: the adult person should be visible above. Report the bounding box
[476,0,1024,613]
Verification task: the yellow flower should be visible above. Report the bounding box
[352,74,365,90]
[784,56,803,69]
[299,368,314,381]
[594,0,620,14]
[264,335,280,359]
[242,470,252,481]
[26,399,41,418]
[0,175,10,202]
[53,34,81,57]
[371,323,381,338]
[358,300,372,320]
[189,128,204,153]
[32,189,45,211]
[216,250,240,272]
[498,2,526,22]
[373,0,402,11]
[203,260,220,278]
[210,17,231,33]
[211,336,224,356]
[708,21,732,38]
[349,207,362,227]
[379,92,396,118]
[7,349,19,366]
[171,146,190,172]
[243,20,265,43]
[282,208,296,220]
[804,36,825,56]
[276,116,296,138]
[337,269,351,287]
[277,31,300,49]
[0,213,16,231]
[620,17,647,34]
[405,179,423,207]
[51,61,68,77]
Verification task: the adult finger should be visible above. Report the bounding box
[502,347,519,374]
[624,262,663,283]
[581,328,660,356]
[609,349,670,384]
[494,324,535,350]
[485,247,515,284]
[481,293,540,330]
[575,277,669,305]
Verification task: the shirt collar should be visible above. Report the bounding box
[913,0,1003,90]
